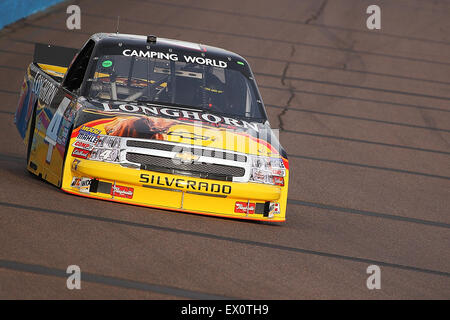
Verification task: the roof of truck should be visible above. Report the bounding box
[90,33,247,63]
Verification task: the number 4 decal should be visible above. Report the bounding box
[44,97,71,163]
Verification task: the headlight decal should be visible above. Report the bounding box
[249,155,286,186]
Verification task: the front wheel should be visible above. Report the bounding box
[59,124,74,188]
[26,102,37,168]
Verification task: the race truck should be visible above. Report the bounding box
[14,33,289,221]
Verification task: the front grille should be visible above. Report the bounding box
[126,140,247,162]
[126,153,245,180]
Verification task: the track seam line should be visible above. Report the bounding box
[257,72,450,102]
[3,52,450,102]
[1,201,449,278]
[261,87,450,113]
[135,0,450,47]
[0,110,15,115]
[266,104,450,132]
[247,56,450,87]
[280,129,450,156]
[25,15,450,67]
[287,199,450,229]
[1,151,449,181]
[0,89,19,95]
[1,56,449,113]
[0,154,447,227]
[6,39,450,87]
[0,259,233,299]
[289,154,450,180]
[4,90,449,133]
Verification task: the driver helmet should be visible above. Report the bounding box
[200,73,226,109]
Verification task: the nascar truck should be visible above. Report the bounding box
[15,33,289,221]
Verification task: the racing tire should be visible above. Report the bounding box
[26,102,37,168]
[59,124,74,188]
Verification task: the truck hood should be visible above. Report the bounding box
[74,99,287,158]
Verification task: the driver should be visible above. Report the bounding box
[199,73,227,111]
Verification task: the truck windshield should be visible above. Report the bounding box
[86,54,265,120]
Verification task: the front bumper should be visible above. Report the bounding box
[61,156,288,222]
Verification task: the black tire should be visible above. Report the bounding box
[59,124,74,187]
[26,102,37,167]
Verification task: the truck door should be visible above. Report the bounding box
[32,40,96,186]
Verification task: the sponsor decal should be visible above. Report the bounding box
[32,74,57,105]
[71,159,81,171]
[72,147,90,159]
[89,149,120,162]
[271,168,285,176]
[234,202,256,214]
[72,140,95,151]
[271,159,284,168]
[80,125,101,135]
[269,202,280,215]
[96,135,120,148]
[101,103,259,132]
[139,173,231,195]
[71,177,92,193]
[111,184,134,199]
[122,49,227,68]
[272,176,284,186]
[183,55,228,68]
[102,60,113,68]
[44,97,72,163]
[77,125,101,143]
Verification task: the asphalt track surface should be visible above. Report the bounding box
[0,0,449,299]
